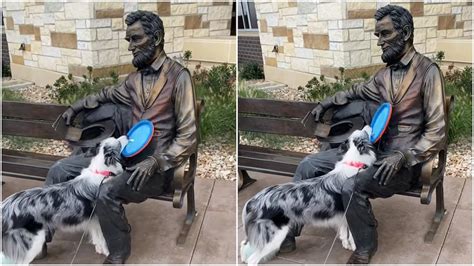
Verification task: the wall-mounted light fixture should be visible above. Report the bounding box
[272,45,279,54]
[19,43,25,51]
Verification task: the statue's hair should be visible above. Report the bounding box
[125,10,165,49]
[374,5,414,44]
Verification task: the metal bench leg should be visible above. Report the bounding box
[238,170,256,191]
[177,183,197,245]
[424,181,447,242]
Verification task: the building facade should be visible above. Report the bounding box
[2,1,235,86]
[254,1,473,88]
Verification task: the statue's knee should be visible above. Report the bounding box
[45,161,66,185]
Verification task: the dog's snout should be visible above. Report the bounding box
[118,135,129,150]
[362,125,372,137]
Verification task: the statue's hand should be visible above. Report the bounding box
[373,151,406,186]
[62,108,77,126]
[310,104,326,122]
[126,157,158,191]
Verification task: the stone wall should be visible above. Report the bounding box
[2,1,233,78]
[255,1,472,79]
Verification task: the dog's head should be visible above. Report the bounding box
[338,125,376,168]
[88,136,129,177]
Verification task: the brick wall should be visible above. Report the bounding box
[3,1,233,77]
[238,34,263,67]
[255,1,472,78]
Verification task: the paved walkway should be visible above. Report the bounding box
[238,172,472,264]
[2,176,236,264]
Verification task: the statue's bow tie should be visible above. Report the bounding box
[390,63,404,70]
[140,67,158,75]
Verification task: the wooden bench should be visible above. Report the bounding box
[238,96,453,243]
[1,100,204,245]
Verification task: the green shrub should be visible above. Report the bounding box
[47,66,119,105]
[238,83,270,99]
[239,63,265,80]
[298,74,351,102]
[1,88,24,101]
[193,64,236,144]
[444,66,472,143]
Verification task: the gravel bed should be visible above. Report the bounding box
[243,81,472,179]
[2,85,236,181]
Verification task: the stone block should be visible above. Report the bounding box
[350,50,371,66]
[265,56,277,67]
[157,2,171,16]
[410,2,424,17]
[38,55,58,70]
[347,9,375,19]
[87,19,112,28]
[5,17,14,30]
[314,49,333,59]
[198,7,208,14]
[77,29,96,41]
[120,54,133,64]
[279,7,297,16]
[438,15,456,30]
[317,3,343,20]
[30,41,42,54]
[24,60,38,67]
[10,11,25,24]
[210,20,228,31]
[137,3,157,12]
[81,50,98,66]
[207,6,232,20]
[294,48,313,59]
[462,6,472,20]
[124,2,138,13]
[425,3,451,15]
[171,3,197,15]
[19,24,35,35]
[446,29,464,38]
[6,2,25,11]
[287,28,294,43]
[28,5,44,14]
[425,38,437,53]
[259,19,268,33]
[329,29,348,42]
[328,20,339,30]
[44,2,64,13]
[451,6,462,14]
[330,42,343,51]
[303,33,329,50]
[111,18,123,31]
[290,57,310,72]
[349,29,365,41]
[272,26,288,37]
[97,28,113,40]
[65,3,92,19]
[427,27,437,38]
[174,37,184,52]
[61,48,81,57]
[55,20,75,33]
[202,21,210,29]
[11,55,24,65]
[414,28,427,44]
[174,27,184,37]
[343,40,370,51]
[42,46,61,57]
[258,3,276,14]
[76,20,86,29]
[414,43,425,54]
[297,2,317,15]
[265,13,279,27]
[67,56,82,65]
[308,21,328,34]
[98,49,119,66]
[164,16,184,27]
[184,15,202,30]
[51,32,77,49]
[339,19,364,29]
[96,9,124,19]
[95,2,123,10]
[456,21,464,29]
[347,2,376,10]
[92,40,118,50]
[193,29,210,37]
[333,51,350,67]
[425,16,438,27]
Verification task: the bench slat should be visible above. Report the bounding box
[3,149,66,161]
[239,144,309,159]
[3,119,65,140]
[3,101,67,121]
[2,161,50,180]
[239,98,316,118]
[239,116,314,137]
[239,156,297,177]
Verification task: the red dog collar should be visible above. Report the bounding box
[344,161,367,169]
[94,170,113,176]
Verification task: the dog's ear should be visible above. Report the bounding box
[337,140,349,154]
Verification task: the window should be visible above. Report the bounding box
[238,1,258,31]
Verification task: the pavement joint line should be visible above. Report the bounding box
[435,178,467,264]
[189,179,216,264]
[275,254,304,264]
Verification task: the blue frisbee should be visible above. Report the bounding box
[122,120,154,157]
[370,103,392,143]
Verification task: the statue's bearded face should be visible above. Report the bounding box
[125,21,157,69]
[375,16,406,65]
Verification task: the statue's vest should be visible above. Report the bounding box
[375,53,440,152]
[125,58,188,154]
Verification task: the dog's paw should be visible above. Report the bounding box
[94,244,110,256]
[341,238,355,251]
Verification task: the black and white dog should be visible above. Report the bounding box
[1,136,128,264]
[241,126,376,264]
